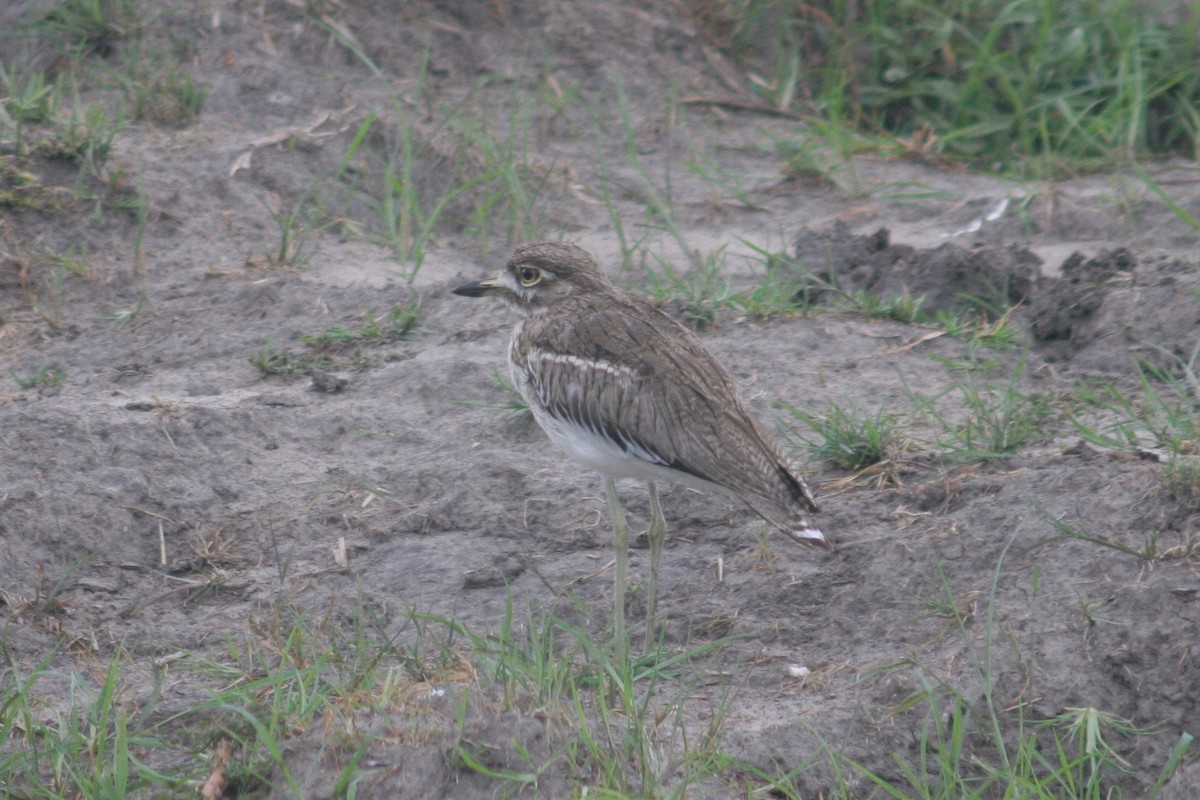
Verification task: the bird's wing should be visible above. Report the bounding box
[520,300,816,514]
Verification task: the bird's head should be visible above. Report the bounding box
[452,241,613,314]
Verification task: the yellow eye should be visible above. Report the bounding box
[517,266,541,287]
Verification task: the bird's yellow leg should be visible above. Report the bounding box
[604,476,629,667]
[644,480,665,652]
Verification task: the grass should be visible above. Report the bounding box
[720,0,1200,175]
[49,100,120,176]
[0,0,140,181]
[771,306,1043,468]
[845,684,1190,799]
[102,293,147,328]
[0,64,60,155]
[684,143,772,213]
[251,300,421,377]
[6,243,98,328]
[828,548,1193,799]
[7,553,1187,799]
[449,95,546,254]
[774,112,874,195]
[587,73,702,273]
[251,299,421,377]
[262,192,321,268]
[640,246,736,327]
[847,286,928,323]
[0,56,127,246]
[35,0,143,56]
[298,298,421,349]
[322,47,546,280]
[644,237,1028,337]
[0,4,198,319]
[639,242,822,326]
[0,596,741,798]
[1136,162,1200,230]
[616,78,696,267]
[12,362,67,390]
[427,604,742,798]
[906,351,1060,460]
[341,97,460,276]
[731,240,819,318]
[0,71,120,177]
[0,153,58,211]
[0,646,181,798]
[1160,456,1200,511]
[1071,355,1200,508]
[783,400,906,470]
[456,367,533,430]
[937,306,1023,352]
[115,42,206,126]
[1031,499,1169,562]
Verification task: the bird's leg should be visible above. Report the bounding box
[644,480,665,652]
[603,476,629,667]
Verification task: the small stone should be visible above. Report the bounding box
[311,370,349,393]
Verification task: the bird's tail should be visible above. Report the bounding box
[742,496,832,551]
[783,519,830,550]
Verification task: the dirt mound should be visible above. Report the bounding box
[1032,248,1200,376]
[796,224,1200,382]
[794,222,1041,315]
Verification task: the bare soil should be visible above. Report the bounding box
[1,1,1198,797]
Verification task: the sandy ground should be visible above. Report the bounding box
[1,1,1198,797]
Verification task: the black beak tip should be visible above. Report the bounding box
[452,281,482,297]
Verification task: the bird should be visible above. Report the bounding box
[453,240,827,658]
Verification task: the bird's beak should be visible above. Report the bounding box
[452,275,507,298]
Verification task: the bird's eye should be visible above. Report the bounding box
[517,266,541,287]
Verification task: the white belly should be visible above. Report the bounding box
[528,399,725,494]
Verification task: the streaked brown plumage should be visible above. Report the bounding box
[453,240,827,652]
